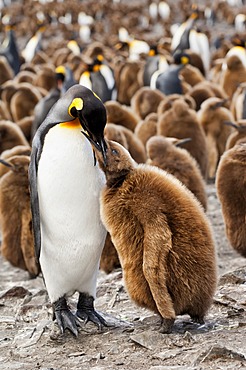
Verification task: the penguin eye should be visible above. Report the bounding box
[112,148,118,155]
[70,106,78,118]
[68,98,83,117]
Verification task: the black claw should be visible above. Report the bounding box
[53,297,81,336]
[76,292,109,330]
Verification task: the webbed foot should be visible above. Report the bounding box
[159,317,175,334]
[53,297,81,336]
[76,292,108,330]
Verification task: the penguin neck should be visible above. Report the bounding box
[59,117,81,129]
[106,169,130,189]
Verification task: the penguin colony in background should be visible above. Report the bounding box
[0,0,245,336]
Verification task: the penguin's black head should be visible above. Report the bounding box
[38,84,108,164]
[55,65,66,83]
[67,85,108,164]
[173,50,190,65]
[148,45,158,56]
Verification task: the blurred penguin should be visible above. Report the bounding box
[79,55,116,102]
[171,9,210,75]
[225,119,246,149]
[22,24,46,63]
[0,23,21,75]
[142,45,169,87]
[197,97,234,179]
[31,65,76,139]
[157,98,208,178]
[146,135,207,210]
[154,56,189,95]
[216,142,246,257]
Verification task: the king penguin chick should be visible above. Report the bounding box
[197,97,234,179]
[157,99,208,179]
[29,84,109,336]
[220,55,246,100]
[0,120,29,154]
[216,143,246,257]
[134,112,158,146]
[89,139,217,333]
[225,120,246,150]
[146,136,207,211]
[0,145,31,177]
[0,155,40,277]
[230,82,246,121]
[105,123,146,163]
[131,87,165,120]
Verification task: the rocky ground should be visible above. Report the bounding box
[0,182,246,370]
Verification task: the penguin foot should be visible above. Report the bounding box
[76,292,108,330]
[53,297,81,337]
[191,315,205,325]
[159,317,175,334]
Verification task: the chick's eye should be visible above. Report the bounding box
[112,148,118,155]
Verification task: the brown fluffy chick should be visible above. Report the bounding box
[105,123,146,163]
[157,94,196,115]
[179,64,205,87]
[0,56,14,84]
[9,82,42,122]
[188,81,229,111]
[0,100,12,121]
[220,55,246,100]
[146,136,207,210]
[0,145,31,177]
[16,115,34,143]
[131,86,165,120]
[216,143,246,257]
[0,120,29,155]
[114,60,142,105]
[100,233,120,274]
[134,112,158,146]
[91,139,217,333]
[157,99,208,179]
[105,101,139,132]
[225,120,246,150]
[0,155,40,277]
[197,97,234,179]
[230,82,246,121]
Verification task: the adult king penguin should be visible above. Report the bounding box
[29,84,108,336]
